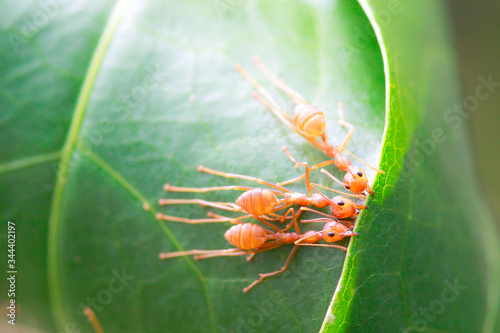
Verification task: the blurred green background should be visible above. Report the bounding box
[446,0,500,222]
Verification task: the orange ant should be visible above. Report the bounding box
[234,57,384,196]
[157,165,366,224]
[159,211,357,292]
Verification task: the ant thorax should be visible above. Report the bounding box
[285,192,310,206]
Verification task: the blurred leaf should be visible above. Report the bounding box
[0,0,115,330]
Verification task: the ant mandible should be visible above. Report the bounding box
[159,211,357,292]
[234,57,385,196]
[157,165,366,224]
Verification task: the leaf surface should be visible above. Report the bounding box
[2,1,498,333]
[46,1,384,332]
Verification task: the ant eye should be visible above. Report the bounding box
[356,171,363,177]
[337,200,345,206]
[328,232,335,237]
[345,185,350,190]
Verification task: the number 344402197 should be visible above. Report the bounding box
[7,221,15,265]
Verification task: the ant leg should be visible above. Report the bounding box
[166,183,295,199]
[296,243,348,251]
[83,307,103,333]
[282,146,305,168]
[251,215,287,233]
[244,238,295,262]
[298,206,353,225]
[158,198,242,211]
[277,146,314,195]
[159,248,247,260]
[156,213,239,224]
[156,211,253,224]
[197,165,292,194]
[194,250,250,260]
[279,208,301,232]
[243,245,300,293]
[278,174,306,187]
[208,211,292,227]
[301,217,354,225]
[208,211,284,233]
[299,217,333,223]
[253,57,309,105]
[164,184,256,193]
[206,211,253,222]
[278,146,307,185]
[234,63,295,125]
[336,102,355,149]
[245,240,285,262]
[311,182,366,199]
[266,212,293,221]
[298,210,355,226]
[307,159,338,172]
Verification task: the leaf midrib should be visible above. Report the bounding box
[45,1,220,331]
[78,143,217,333]
[47,0,134,330]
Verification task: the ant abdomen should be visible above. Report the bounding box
[235,188,278,216]
[224,223,267,250]
[293,104,326,138]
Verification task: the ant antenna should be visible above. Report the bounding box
[318,169,352,192]
[293,226,355,250]
[298,206,355,225]
[310,183,365,198]
[335,145,385,174]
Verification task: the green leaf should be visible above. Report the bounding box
[2,1,499,333]
[0,0,115,331]
[321,1,500,332]
[2,0,384,332]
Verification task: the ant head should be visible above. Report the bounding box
[343,167,368,195]
[322,222,357,243]
[329,196,356,219]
